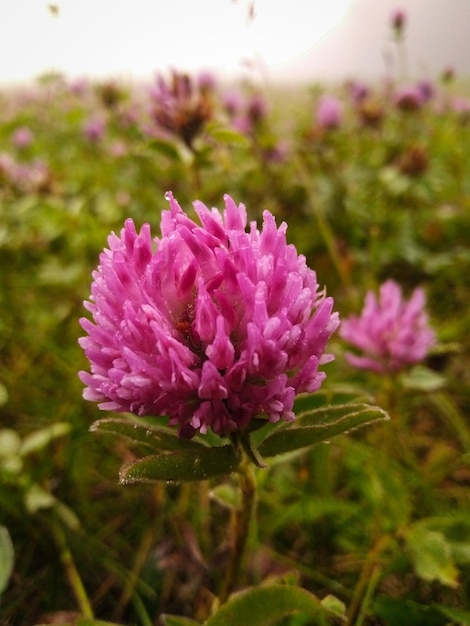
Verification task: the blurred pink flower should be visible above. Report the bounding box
[83,116,106,142]
[0,152,52,194]
[315,95,343,129]
[79,193,339,437]
[394,85,425,111]
[149,70,213,148]
[246,93,268,124]
[340,280,435,374]
[12,126,33,149]
[222,90,242,117]
[391,8,406,37]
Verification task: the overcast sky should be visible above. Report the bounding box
[0,0,469,86]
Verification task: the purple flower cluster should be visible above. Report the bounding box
[148,71,213,148]
[315,95,343,130]
[79,194,339,437]
[340,280,435,374]
[0,152,51,194]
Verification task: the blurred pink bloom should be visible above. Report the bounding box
[391,8,406,36]
[394,85,425,111]
[348,80,369,104]
[340,280,435,374]
[246,93,268,124]
[83,116,106,142]
[69,77,89,96]
[12,126,33,149]
[316,95,343,129]
[416,80,435,103]
[0,152,51,193]
[79,193,339,437]
[149,70,213,148]
[222,90,243,117]
[109,141,127,157]
[197,70,217,92]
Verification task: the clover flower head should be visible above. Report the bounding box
[316,95,343,130]
[12,126,33,149]
[149,70,213,148]
[394,85,425,111]
[391,8,406,37]
[340,279,435,374]
[79,193,339,437]
[83,116,106,142]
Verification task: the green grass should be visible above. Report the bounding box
[1,70,470,625]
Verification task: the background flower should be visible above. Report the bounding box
[340,279,435,373]
[79,193,339,437]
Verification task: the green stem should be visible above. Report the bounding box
[218,455,257,604]
[294,155,352,293]
[429,391,470,453]
[345,534,390,626]
[51,522,94,619]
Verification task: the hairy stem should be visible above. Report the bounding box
[218,455,257,604]
[51,522,94,619]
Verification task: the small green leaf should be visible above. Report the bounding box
[400,365,446,392]
[0,526,14,594]
[146,137,182,160]
[293,388,374,415]
[120,445,239,484]
[91,417,207,452]
[433,604,470,626]
[210,483,242,511]
[24,484,56,513]
[204,584,330,626]
[0,382,8,407]
[205,124,249,147]
[75,617,122,626]
[0,429,22,457]
[19,422,71,457]
[321,594,346,617]
[405,524,459,588]
[161,616,201,626]
[258,403,388,458]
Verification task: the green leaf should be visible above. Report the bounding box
[0,526,14,594]
[119,445,240,484]
[0,429,22,457]
[433,604,470,626]
[204,584,330,626]
[75,617,122,626]
[373,596,444,626]
[320,594,346,618]
[293,387,374,415]
[161,616,201,626]
[146,137,182,160]
[399,365,446,392]
[404,524,459,588]
[24,484,57,513]
[0,382,8,407]
[19,422,71,456]
[90,417,207,452]
[205,124,250,147]
[258,403,388,458]
[210,483,242,510]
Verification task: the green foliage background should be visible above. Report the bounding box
[0,70,470,625]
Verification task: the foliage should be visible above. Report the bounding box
[0,66,470,625]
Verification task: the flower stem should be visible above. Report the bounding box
[218,455,257,604]
[51,521,94,619]
[294,155,352,293]
[345,533,390,626]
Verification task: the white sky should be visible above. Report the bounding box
[0,0,469,85]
